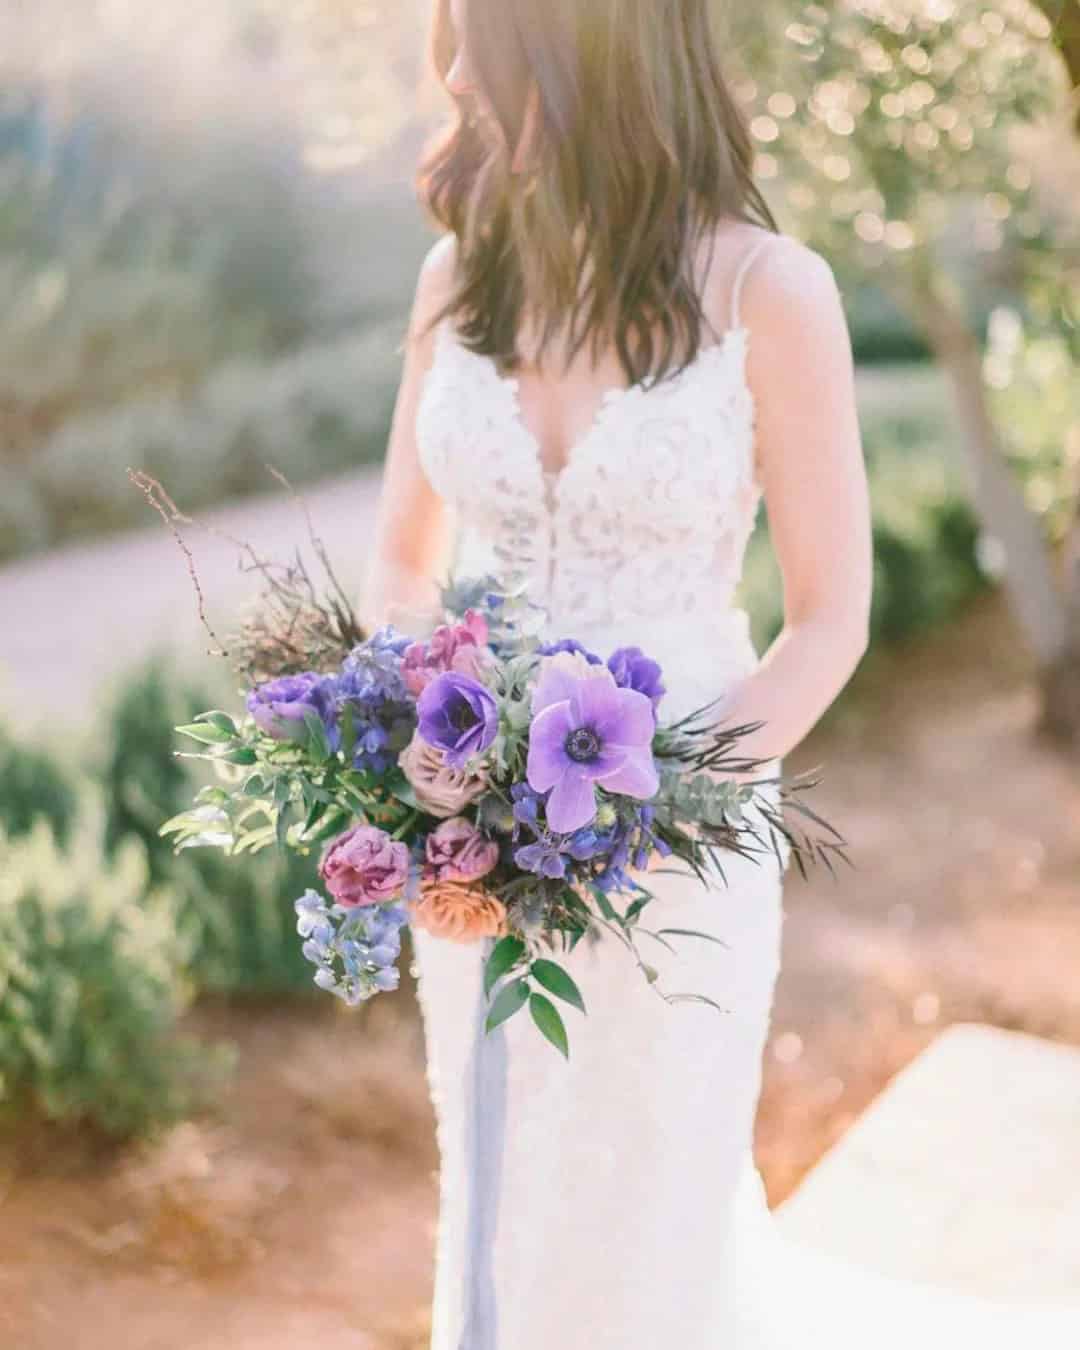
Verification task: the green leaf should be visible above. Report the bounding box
[340,702,358,760]
[529,992,569,1058]
[275,799,294,850]
[667,992,729,1015]
[624,896,651,924]
[389,777,421,810]
[484,936,527,997]
[202,710,239,736]
[656,927,729,949]
[176,722,232,745]
[302,794,328,834]
[307,808,351,843]
[485,977,529,1033]
[529,959,585,1014]
[232,823,277,854]
[590,885,619,923]
[303,708,333,762]
[222,746,258,766]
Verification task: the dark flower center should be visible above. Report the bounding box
[565,726,602,763]
[450,698,477,731]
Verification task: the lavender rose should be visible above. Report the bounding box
[399,731,488,818]
[424,816,499,884]
[319,824,410,908]
[246,672,336,742]
[417,671,499,769]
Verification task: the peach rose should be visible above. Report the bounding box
[399,730,488,818]
[409,880,507,943]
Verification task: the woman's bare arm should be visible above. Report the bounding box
[360,237,457,633]
[714,236,873,771]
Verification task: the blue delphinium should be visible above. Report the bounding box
[332,625,417,774]
[294,888,409,1006]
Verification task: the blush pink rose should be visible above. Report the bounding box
[402,609,491,696]
[319,824,409,908]
[424,816,499,884]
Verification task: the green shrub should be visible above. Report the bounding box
[98,652,214,881]
[170,849,319,997]
[0,815,229,1138]
[21,326,402,559]
[0,727,79,847]
[96,656,317,995]
[846,282,930,366]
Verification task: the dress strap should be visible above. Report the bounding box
[729,233,772,330]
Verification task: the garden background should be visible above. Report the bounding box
[1,3,1078,1347]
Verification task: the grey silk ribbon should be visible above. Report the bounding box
[458,937,509,1350]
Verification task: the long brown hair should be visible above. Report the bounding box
[418,0,778,386]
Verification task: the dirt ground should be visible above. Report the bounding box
[2,591,1078,1350]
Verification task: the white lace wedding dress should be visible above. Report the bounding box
[408,235,1080,1349]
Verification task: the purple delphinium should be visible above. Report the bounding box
[417,671,499,769]
[333,625,417,773]
[607,646,666,713]
[537,637,604,665]
[247,672,337,742]
[513,837,569,880]
[509,782,566,879]
[526,665,659,834]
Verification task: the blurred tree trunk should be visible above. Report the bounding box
[1042,506,1080,743]
[1033,1,1080,129]
[903,280,1077,739]
[1032,0,1080,740]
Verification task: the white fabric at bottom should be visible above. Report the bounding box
[412,609,1080,1350]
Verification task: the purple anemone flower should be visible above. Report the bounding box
[417,671,499,769]
[526,665,659,834]
[607,646,666,712]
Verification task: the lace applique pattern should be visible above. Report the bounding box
[415,317,763,632]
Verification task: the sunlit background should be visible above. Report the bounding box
[1,2,1078,1347]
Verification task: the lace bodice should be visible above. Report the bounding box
[414,235,770,714]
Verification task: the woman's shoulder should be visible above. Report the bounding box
[408,233,460,341]
[706,224,840,325]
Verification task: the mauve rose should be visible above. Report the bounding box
[319,824,409,908]
[402,610,492,696]
[424,816,499,883]
[399,731,487,818]
[409,880,507,943]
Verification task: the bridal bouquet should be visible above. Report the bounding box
[162,567,846,1057]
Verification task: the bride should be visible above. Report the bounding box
[363,1,1080,1346]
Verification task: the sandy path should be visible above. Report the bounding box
[0,467,383,731]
